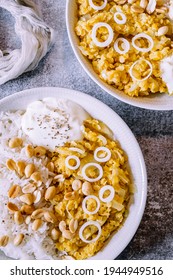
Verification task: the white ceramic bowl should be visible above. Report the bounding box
[0,87,147,260]
[66,0,173,110]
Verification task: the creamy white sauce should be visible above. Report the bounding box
[21,98,90,150]
[160,55,173,94]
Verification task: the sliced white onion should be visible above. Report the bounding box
[82,163,103,182]
[98,135,107,145]
[91,22,114,48]
[132,33,154,53]
[89,0,107,10]
[82,195,100,215]
[114,12,127,24]
[79,221,101,243]
[99,185,115,203]
[129,59,153,81]
[65,155,80,170]
[69,147,85,154]
[114,38,130,54]
[94,147,111,163]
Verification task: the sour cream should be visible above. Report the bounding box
[21,98,90,150]
[160,55,173,95]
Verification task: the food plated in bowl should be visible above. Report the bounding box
[0,87,147,260]
[66,0,173,110]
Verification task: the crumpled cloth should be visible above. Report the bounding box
[0,0,54,85]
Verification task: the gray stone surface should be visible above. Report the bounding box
[0,0,173,260]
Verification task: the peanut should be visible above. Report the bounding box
[14,211,24,225]
[34,146,46,157]
[31,209,45,219]
[69,219,78,234]
[62,230,75,240]
[31,172,42,182]
[7,202,19,212]
[131,4,144,13]
[44,211,57,223]
[59,221,66,232]
[32,219,42,231]
[25,144,34,158]
[9,137,23,149]
[51,228,60,241]
[45,186,57,201]
[6,159,16,171]
[0,235,9,247]
[20,193,34,205]
[24,163,35,178]
[16,161,26,176]
[72,179,82,191]
[47,162,55,172]
[82,182,93,196]
[21,204,35,215]
[8,184,21,198]
[22,183,36,194]
[13,234,24,246]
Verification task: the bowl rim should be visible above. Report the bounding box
[66,0,173,111]
[0,87,147,260]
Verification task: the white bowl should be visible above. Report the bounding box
[66,0,173,110]
[0,87,147,260]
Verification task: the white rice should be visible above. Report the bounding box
[0,111,62,260]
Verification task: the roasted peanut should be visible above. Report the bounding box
[64,192,75,200]
[31,209,45,219]
[59,221,66,232]
[16,161,26,176]
[69,219,78,234]
[131,4,144,13]
[24,163,35,178]
[6,159,16,171]
[8,184,21,198]
[158,26,169,36]
[9,137,23,148]
[62,230,75,240]
[7,202,19,212]
[22,183,36,194]
[33,190,42,204]
[72,179,82,191]
[14,211,24,225]
[47,162,55,172]
[82,182,93,196]
[25,215,31,225]
[51,228,60,241]
[21,204,35,215]
[45,186,57,201]
[20,193,34,205]
[30,172,42,182]
[44,212,57,223]
[0,235,9,247]
[34,146,46,157]
[25,144,34,158]
[13,234,24,246]
[32,219,42,231]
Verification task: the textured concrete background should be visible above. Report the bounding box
[0,1,173,260]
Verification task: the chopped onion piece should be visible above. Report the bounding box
[98,135,107,145]
[65,155,80,170]
[114,12,127,24]
[132,33,154,53]
[82,195,100,215]
[69,147,85,154]
[91,22,114,48]
[89,0,107,10]
[129,59,153,81]
[82,163,103,182]
[79,221,101,243]
[114,38,130,54]
[112,201,124,211]
[99,185,115,203]
[94,147,111,163]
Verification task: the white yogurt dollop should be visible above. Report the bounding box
[21,98,90,151]
[160,55,173,95]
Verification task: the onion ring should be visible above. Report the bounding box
[89,0,107,10]
[82,195,100,215]
[94,147,111,162]
[129,59,153,81]
[79,221,101,243]
[132,33,154,53]
[99,185,115,203]
[114,38,130,54]
[65,155,80,170]
[82,163,103,182]
[114,12,127,24]
[91,22,114,48]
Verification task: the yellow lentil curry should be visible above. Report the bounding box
[51,119,133,259]
[75,0,173,97]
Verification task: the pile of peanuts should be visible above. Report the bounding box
[0,137,65,248]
